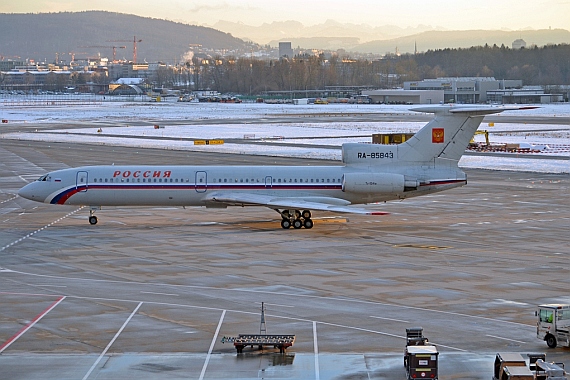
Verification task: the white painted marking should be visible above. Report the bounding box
[140,291,179,297]
[0,296,65,354]
[486,334,527,344]
[82,302,142,380]
[370,315,410,323]
[313,321,320,380]
[0,207,82,252]
[255,302,294,308]
[199,310,226,380]
[31,285,67,288]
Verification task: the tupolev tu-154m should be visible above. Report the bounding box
[18,105,536,229]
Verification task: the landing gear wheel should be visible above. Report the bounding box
[281,219,291,229]
[293,219,303,229]
[302,210,312,219]
[546,335,557,348]
[303,218,313,229]
[89,216,98,225]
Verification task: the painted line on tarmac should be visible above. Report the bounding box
[370,315,410,323]
[2,266,535,330]
[0,295,66,354]
[0,195,18,204]
[82,302,142,380]
[0,207,83,252]
[486,334,527,344]
[199,310,226,380]
[140,291,179,297]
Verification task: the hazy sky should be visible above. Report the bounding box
[2,0,569,30]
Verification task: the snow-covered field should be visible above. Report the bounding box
[1,101,569,173]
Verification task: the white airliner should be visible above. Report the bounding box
[18,105,535,229]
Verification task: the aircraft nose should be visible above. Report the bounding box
[18,183,39,201]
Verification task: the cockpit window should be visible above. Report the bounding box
[37,174,49,181]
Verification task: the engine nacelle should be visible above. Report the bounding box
[342,172,406,194]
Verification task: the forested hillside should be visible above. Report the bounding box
[0,11,249,62]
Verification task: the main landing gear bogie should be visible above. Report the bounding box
[278,209,313,230]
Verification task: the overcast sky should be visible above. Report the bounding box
[2,0,569,30]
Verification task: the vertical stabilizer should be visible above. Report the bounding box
[398,105,536,164]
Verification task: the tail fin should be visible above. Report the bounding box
[341,105,537,167]
[399,105,537,163]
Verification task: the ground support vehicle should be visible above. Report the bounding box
[404,328,439,380]
[537,304,570,348]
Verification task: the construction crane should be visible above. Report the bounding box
[80,46,126,62]
[107,36,142,63]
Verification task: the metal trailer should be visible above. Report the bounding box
[493,353,528,380]
[221,334,296,354]
[500,366,535,380]
[534,359,567,380]
[537,304,570,348]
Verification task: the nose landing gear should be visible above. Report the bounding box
[277,209,313,230]
[88,206,100,225]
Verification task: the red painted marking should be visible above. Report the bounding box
[0,296,65,353]
[369,211,390,215]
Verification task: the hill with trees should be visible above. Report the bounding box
[0,11,250,63]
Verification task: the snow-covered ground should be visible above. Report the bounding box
[1,101,569,173]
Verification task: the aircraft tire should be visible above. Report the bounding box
[302,210,312,219]
[281,219,291,229]
[303,219,314,229]
[89,216,98,225]
[293,219,303,229]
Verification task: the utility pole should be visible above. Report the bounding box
[260,302,267,335]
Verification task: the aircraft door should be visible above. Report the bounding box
[265,176,273,188]
[76,171,88,192]
[195,171,207,193]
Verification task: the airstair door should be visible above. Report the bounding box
[76,171,88,192]
[195,171,207,193]
[265,176,273,188]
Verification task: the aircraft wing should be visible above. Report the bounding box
[204,192,389,215]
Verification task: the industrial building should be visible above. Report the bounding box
[361,89,444,104]
[404,77,523,103]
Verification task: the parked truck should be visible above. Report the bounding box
[536,304,570,348]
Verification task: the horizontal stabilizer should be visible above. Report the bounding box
[411,104,539,115]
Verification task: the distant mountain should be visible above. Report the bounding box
[355,28,570,54]
[0,11,249,63]
[212,19,443,45]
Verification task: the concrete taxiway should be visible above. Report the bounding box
[0,138,569,379]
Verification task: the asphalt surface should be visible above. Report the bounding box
[1,130,569,379]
